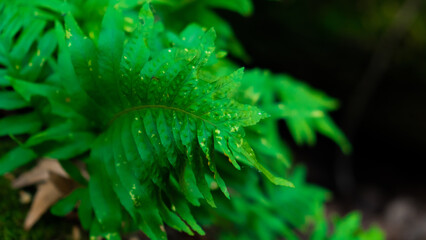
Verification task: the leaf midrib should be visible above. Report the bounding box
[109,104,217,127]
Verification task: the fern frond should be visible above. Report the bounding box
[34,3,292,239]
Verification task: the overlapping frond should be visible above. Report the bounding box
[0,0,64,174]
[0,0,63,85]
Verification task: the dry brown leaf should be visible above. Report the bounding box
[49,171,79,194]
[12,158,82,230]
[12,158,68,189]
[24,180,64,230]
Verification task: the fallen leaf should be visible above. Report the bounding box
[12,158,68,189]
[49,171,79,195]
[12,158,82,230]
[24,181,64,230]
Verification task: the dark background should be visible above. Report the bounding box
[221,0,426,237]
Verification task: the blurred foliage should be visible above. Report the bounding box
[312,211,385,240]
[200,164,329,240]
[240,69,351,154]
[54,0,250,58]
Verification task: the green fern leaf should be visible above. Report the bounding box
[0,112,42,137]
[0,91,29,110]
[203,0,253,16]
[49,3,293,239]
[0,146,36,175]
[51,188,86,216]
